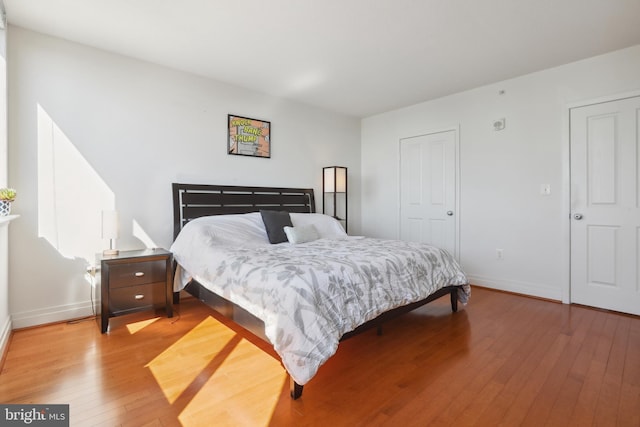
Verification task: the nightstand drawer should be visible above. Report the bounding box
[109,282,166,314]
[109,260,166,288]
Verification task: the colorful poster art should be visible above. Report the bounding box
[228,115,271,158]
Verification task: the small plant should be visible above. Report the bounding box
[0,188,17,202]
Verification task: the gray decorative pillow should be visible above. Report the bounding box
[260,210,293,244]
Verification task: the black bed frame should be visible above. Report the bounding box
[172,183,460,399]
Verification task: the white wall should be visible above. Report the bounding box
[361,44,640,301]
[8,26,361,328]
[0,16,11,356]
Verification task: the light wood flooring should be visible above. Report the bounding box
[0,286,638,426]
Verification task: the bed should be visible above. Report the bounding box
[170,183,470,399]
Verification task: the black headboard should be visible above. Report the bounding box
[172,183,316,240]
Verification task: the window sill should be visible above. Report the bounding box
[0,215,19,227]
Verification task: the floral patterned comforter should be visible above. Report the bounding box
[172,222,470,385]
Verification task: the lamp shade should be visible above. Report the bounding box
[101,210,119,240]
[323,166,347,193]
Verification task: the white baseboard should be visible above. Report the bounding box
[0,315,12,361]
[11,300,97,329]
[467,274,562,302]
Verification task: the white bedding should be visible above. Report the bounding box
[171,212,469,385]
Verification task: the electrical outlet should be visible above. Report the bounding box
[496,249,504,260]
[86,265,99,276]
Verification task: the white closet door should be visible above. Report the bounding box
[570,96,640,315]
[400,130,457,257]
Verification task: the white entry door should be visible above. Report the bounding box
[570,95,640,315]
[400,130,457,257]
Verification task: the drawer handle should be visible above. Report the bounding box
[134,294,145,300]
[134,272,145,277]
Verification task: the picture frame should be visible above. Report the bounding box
[227,114,271,158]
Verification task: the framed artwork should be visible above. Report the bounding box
[228,114,271,158]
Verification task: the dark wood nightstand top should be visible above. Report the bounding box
[98,248,172,263]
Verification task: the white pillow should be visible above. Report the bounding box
[284,224,320,244]
[289,213,347,239]
[183,212,270,246]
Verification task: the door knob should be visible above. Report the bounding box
[573,213,583,220]
[446,211,454,216]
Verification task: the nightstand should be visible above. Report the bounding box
[99,248,173,333]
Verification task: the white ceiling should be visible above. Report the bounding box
[5,0,640,118]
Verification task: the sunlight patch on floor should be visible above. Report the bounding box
[145,316,236,404]
[178,338,287,426]
[126,317,160,334]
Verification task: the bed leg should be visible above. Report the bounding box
[450,288,458,312]
[290,377,303,400]
[173,291,181,305]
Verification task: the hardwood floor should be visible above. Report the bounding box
[0,286,638,426]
